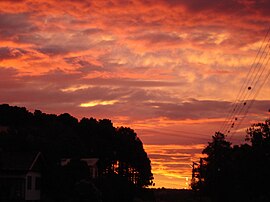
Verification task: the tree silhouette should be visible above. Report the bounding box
[193,120,270,201]
[115,127,153,187]
[201,132,232,201]
[0,104,153,201]
[245,119,270,199]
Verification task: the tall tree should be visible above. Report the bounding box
[199,132,232,201]
[245,119,270,198]
[115,127,153,187]
[193,120,270,201]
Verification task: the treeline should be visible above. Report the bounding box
[192,119,270,202]
[0,104,154,201]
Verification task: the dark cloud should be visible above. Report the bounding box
[64,57,103,73]
[85,78,185,88]
[35,33,101,56]
[249,100,270,114]
[151,153,190,158]
[0,47,28,61]
[77,62,102,73]
[0,13,38,39]
[0,0,26,2]
[15,34,46,46]
[0,67,22,89]
[130,32,183,44]
[253,0,270,16]
[144,99,269,121]
[37,45,71,56]
[2,66,268,122]
[142,100,224,120]
[23,69,82,86]
[0,67,18,76]
[23,69,185,89]
[163,0,270,19]
[82,28,103,35]
[164,0,244,14]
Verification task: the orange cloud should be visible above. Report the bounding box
[1,0,270,189]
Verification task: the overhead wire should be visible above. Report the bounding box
[225,34,270,135]
[219,27,270,134]
[229,55,270,140]
[219,26,270,138]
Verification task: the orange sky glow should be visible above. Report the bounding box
[1,0,270,188]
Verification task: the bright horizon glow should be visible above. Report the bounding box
[144,144,206,188]
[1,0,270,189]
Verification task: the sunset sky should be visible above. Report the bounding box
[1,0,270,188]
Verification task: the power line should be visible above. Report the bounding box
[219,26,270,138]
[229,56,270,139]
[225,37,270,135]
[220,27,270,134]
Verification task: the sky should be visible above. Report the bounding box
[1,0,270,188]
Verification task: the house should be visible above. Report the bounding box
[0,151,44,202]
[61,158,99,179]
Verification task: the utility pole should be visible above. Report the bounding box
[199,158,203,187]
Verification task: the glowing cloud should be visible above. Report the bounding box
[144,144,206,188]
[1,0,270,189]
[80,100,118,107]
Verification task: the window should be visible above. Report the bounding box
[35,177,41,190]
[27,176,32,190]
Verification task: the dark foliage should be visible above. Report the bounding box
[0,104,153,201]
[192,119,270,202]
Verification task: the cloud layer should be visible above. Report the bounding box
[1,0,270,188]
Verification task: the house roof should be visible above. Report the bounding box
[0,151,41,171]
[61,158,98,167]
[81,158,98,166]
